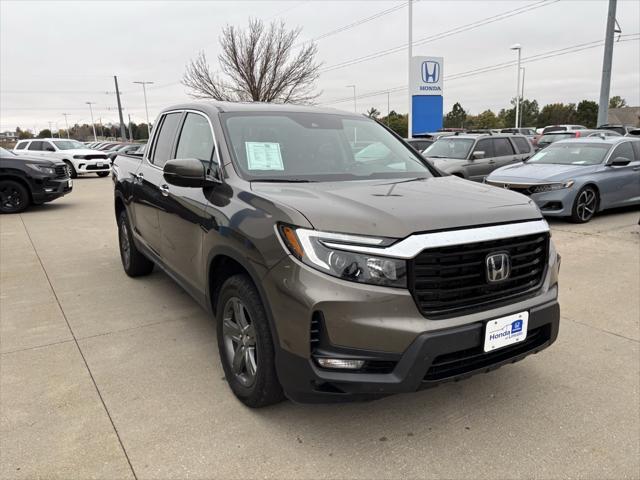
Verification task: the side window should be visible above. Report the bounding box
[43,142,56,152]
[512,137,531,154]
[175,113,215,162]
[610,142,634,162]
[474,139,494,158]
[630,141,640,161]
[15,142,27,150]
[28,141,43,151]
[493,138,515,157]
[150,112,182,168]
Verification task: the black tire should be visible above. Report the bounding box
[0,180,30,214]
[117,209,154,276]
[216,274,284,407]
[64,161,77,179]
[570,185,598,223]
[97,171,110,177]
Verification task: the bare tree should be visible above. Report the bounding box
[183,19,321,104]
[366,107,380,119]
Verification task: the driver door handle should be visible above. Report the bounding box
[160,184,170,196]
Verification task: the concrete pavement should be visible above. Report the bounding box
[1,177,638,479]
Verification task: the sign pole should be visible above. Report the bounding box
[407,0,413,139]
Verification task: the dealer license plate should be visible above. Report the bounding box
[97,162,103,167]
[483,311,529,352]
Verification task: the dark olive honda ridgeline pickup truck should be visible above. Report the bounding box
[112,102,560,407]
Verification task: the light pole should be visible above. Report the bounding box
[345,85,357,113]
[387,91,391,125]
[48,121,53,138]
[510,43,522,128]
[597,0,618,127]
[62,113,70,138]
[133,81,154,138]
[86,102,97,141]
[519,67,526,127]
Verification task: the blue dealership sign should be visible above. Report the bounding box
[410,56,444,135]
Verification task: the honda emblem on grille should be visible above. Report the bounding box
[486,252,511,283]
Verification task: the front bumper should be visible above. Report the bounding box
[75,161,111,174]
[263,248,560,402]
[32,177,73,203]
[529,188,579,217]
[277,300,559,403]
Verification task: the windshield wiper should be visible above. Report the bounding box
[251,178,316,183]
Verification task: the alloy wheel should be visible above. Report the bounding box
[0,184,24,211]
[222,297,257,387]
[119,218,131,268]
[576,189,597,222]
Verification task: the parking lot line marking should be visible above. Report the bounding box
[18,214,139,480]
[0,338,74,356]
[561,315,639,344]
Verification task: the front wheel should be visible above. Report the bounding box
[117,210,154,276]
[97,171,110,177]
[216,274,284,407]
[64,161,77,179]
[0,180,30,213]
[570,186,598,223]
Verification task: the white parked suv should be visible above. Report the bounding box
[13,138,111,178]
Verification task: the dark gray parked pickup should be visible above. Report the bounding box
[112,102,560,406]
[423,133,534,181]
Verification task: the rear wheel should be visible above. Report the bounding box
[64,161,77,179]
[97,171,110,177]
[117,209,154,276]
[0,180,29,213]
[216,274,284,407]
[570,186,598,223]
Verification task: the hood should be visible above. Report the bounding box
[5,153,64,166]
[70,149,108,156]
[427,157,467,172]
[251,176,541,238]
[488,162,598,183]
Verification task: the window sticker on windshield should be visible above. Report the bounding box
[245,142,284,170]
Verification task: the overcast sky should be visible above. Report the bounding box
[1,0,639,132]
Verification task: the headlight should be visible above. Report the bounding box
[73,155,86,159]
[530,180,574,193]
[278,224,407,288]
[26,164,56,175]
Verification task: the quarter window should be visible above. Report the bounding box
[150,112,182,168]
[175,113,215,162]
[28,141,44,151]
[493,138,515,157]
[15,142,27,150]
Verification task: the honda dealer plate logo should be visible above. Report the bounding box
[421,61,440,83]
[486,252,511,283]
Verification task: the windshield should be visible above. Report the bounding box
[423,138,474,159]
[528,143,610,165]
[53,140,84,150]
[542,126,567,134]
[538,133,575,144]
[221,112,434,181]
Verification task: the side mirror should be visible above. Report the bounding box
[163,158,217,188]
[609,156,631,167]
[471,150,485,160]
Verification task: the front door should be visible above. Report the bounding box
[600,141,640,208]
[159,111,215,296]
[466,138,494,181]
[131,111,183,257]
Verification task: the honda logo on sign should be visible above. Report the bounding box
[486,252,511,283]
[421,61,440,83]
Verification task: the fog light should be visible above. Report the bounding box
[316,358,365,370]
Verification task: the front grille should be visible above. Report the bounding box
[410,231,549,317]
[86,164,109,171]
[424,325,550,381]
[54,165,68,178]
[84,154,107,161]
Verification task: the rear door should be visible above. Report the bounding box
[600,141,640,208]
[159,111,216,295]
[131,111,183,257]
[465,138,494,181]
[511,136,533,161]
[492,137,518,169]
[27,140,45,157]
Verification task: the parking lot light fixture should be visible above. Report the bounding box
[134,81,154,138]
[510,43,522,128]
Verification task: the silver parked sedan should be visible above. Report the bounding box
[485,137,640,223]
